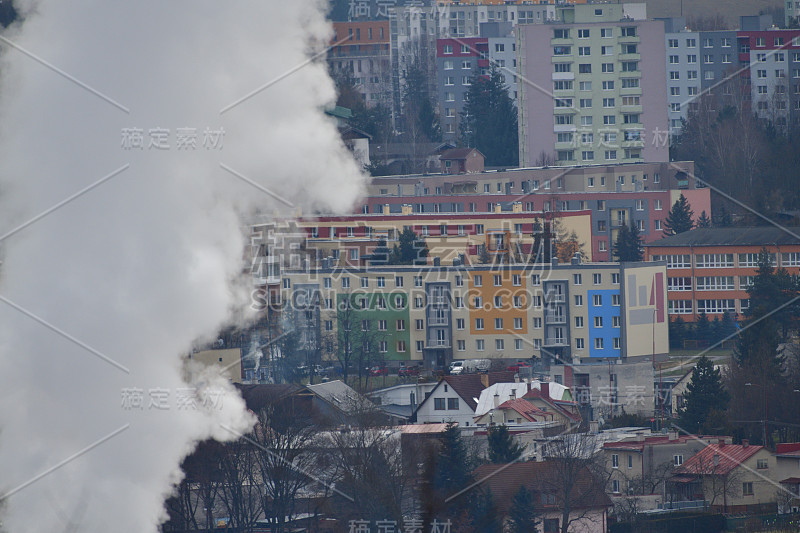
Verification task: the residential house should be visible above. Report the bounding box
[774,443,800,513]
[669,440,777,513]
[474,382,581,429]
[473,461,613,533]
[603,433,725,497]
[439,147,485,174]
[413,371,516,425]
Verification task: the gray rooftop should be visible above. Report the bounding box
[644,227,800,248]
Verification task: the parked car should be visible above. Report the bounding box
[506,361,532,373]
[399,365,420,377]
[369,366,388,377]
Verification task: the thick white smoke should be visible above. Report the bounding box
[0,1,366,532]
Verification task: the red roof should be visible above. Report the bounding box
[776,443,800,454]
[441,371,516,410]
[781,477,800,484]
[675,443,763,476]
[496,398,550,422]
[522,388,581,422]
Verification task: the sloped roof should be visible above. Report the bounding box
[441,371,517,411]
[400,423,449,434]
[235,383,302,411]
[439,147,484,160]
[675,443,763,476]
[603,434,727,451]
[474,381,570,417]
[496,398,549,422]
[644,227,800,248]
[472,462,612,514]
[522,388,581,422]
[306,380,365,413]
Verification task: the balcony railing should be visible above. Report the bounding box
[544,337,568,346]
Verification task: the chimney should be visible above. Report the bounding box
[494,204,502,214]
[713,454,720,466]
[510,388,517,400]
[401,204,413,215]
[493,392,500,409]
[541,382,550,399]
[480,373,489,388]
[668,431,678,441]
[512,202,522,213]
[383,204,390,215]
[742,439,749,448]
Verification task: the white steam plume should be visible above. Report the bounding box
[0,1,366,532]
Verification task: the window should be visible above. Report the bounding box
[434,398,446,410]
[604,115,616,125]
[669,300,693,314]
[379,341,387,353]
[697,299,736,314]
[593,294,603,306]
[574,274,582,285]
[575,294,583,306]
[575,316,584,328]
[579,64,592,74]
[612,454,619,468]
[595,338,604,349]
[476,339,485,351]
[594,316,603,328]
[475,318,484,330]
[696,254,734,268]
[579,46,590,56]
[580,81,592,91]
[494,318,504,330]
[447,397,459,410]
[602,63,614,73]
[554,29,570,39]
[514,317,523,330]
[757,459,769,469]
[443,44,453,55]
[743,482,754,496]
[673,454,683,466]
[576,338,585,349]
[533,317,542,329]
[495,339,504,350]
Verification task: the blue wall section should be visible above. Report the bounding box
[588,289,621,358]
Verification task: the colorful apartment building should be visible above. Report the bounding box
[644,227,800,322]
[276,260,668,371]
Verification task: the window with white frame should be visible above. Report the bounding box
[668,300,693,314]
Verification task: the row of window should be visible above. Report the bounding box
[554,79,640,91]
[668,37,733,48]
[552,61,639,73]
[668,299,745,314]
[655,252,800,269]
[553,44,638,56]
[553,26,637,40]
[667,276,763,291]
[554,114,642,127]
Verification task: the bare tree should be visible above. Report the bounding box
[541,433,611,533]
[217,438,263,532]
[251,394,322,533]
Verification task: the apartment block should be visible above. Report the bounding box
[328,21,392,107]
[251,209,593,269]
[644,227,800,321]
[517,4,668,167]
[276,260,668,371]
[661,18,738,134]
[362,161,709,261]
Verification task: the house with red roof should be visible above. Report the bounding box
[602,433,724,498]
[473,461,612,533]
[669,440,776,513]
[472,381,581,429]
[774,443,800,513]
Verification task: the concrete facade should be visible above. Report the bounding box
[517,4,669,167]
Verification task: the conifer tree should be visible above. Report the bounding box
[677,355,729,434]
[487,424,525,463]
[663,194,695,236]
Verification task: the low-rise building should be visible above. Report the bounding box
[669,440,776,513]
[414,371,516,426]
[645,226,800,321]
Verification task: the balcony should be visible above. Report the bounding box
[428,317,449,326]
[544,337,569,347]
[552,72,575,81]
[427,339,451,348]
[546,292,565,303]
[545,314,566,324]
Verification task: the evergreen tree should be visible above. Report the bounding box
[716,205,733,227]
[677,355,729,434]
[694,311,711,343]
[612,222,644,262]
[663,194,695,236]
[697,210,712,228]
[669,316,687,350]
[370,238,390,265]
[460,66,519,166]
[487,424,525,463]
[469,489,502,533]
[507,485,538,533]
[422,422,473,522]
[388,228,429,265]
